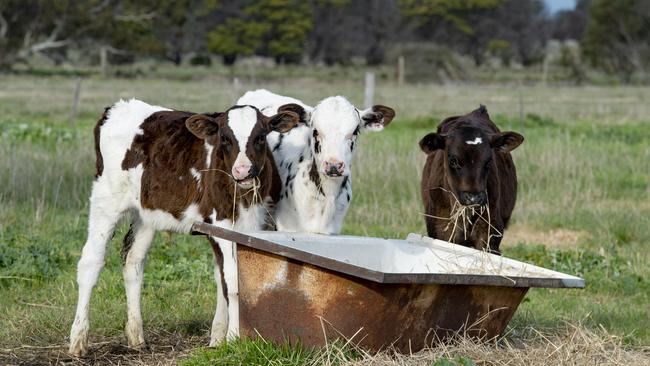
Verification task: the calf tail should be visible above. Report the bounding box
[94,106,112,178]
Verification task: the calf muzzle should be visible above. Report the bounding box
[459,191,487,206]
[324,160,345,177]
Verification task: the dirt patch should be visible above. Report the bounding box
[0,332,207,366]
[502,225,589,248]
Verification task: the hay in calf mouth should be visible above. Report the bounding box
[422,187,503,250]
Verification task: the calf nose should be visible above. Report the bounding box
[323,160,345,177]
[233,165,252,180]
[460,191,487,206]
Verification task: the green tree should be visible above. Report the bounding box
[153,0,220,65]
[0,0,164,69]
[208,18,269,65]
[582,0,650,83]
[399,0,504,35]
[207,0,313,65]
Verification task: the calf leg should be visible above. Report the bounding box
[122,218,155,349]
[208,235,239,344]
[208,237,229,346]
[69,182,125,356]
[220,239,240,339]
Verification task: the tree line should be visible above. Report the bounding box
[1,0,648,82]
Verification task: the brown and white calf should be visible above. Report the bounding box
[68,99,298,356]
[419,105,523,254]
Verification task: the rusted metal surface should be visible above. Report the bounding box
[190,222,583,352]
[237,246,527,352]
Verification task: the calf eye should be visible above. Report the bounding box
[255,135,266,145]
[220,136,231,146]
[449,156,461,170]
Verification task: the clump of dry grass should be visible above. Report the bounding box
[333,324,650,366]
[423,187,502,250]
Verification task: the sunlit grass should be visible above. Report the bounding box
[1,76,649,364]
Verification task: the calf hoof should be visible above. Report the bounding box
[209,323,227,347]
[127,338,146,350]
[68,337,88,357]
[226,328,240,342]
[125,323,146,349]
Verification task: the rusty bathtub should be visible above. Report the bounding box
[191,222,584,352]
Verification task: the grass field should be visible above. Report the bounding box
[1,72,649,365]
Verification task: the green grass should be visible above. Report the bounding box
[1,74,649,364]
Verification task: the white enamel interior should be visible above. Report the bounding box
[245,231,584,288]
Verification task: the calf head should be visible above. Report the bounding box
[186,105,299,188]
[280,97,395,178]
[419,106,523,206]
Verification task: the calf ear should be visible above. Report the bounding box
[267,111,300,133]
[419,133,446,154]
[186,114,219,140]
[360,105,396,132]
[490,131,524,153]
[278,103,309,125]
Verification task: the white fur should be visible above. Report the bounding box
[204,142,214,169]
[123,218,155,348]
[236,89,387,234]
[207,203,266,344]
[190,167,201,185]
[69,99,267,356]
[466,137,483,145]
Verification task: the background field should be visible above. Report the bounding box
[1,71,649,365]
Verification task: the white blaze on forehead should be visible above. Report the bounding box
[466,137,483,145]
[228,106,259,153]
[228,106,258,169]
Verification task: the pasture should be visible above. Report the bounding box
[1,71,649,365]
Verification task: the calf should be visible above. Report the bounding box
[237,89,395,234]
[419,105,523,254]
[68,99,298,356]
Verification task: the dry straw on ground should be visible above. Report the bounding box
[334,324,650,366]
[0,332,203,366]
[1,324,648,365]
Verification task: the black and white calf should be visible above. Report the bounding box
[237,89,395,234]
[68,99,298,356]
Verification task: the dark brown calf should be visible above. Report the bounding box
[419,105,523,253]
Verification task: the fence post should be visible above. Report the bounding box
[69,78,82,128]
[100,46,108,77]
[364,71,375,109]
[542,53,549,87]
[232,77,241,104]
[397,56,405,86]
